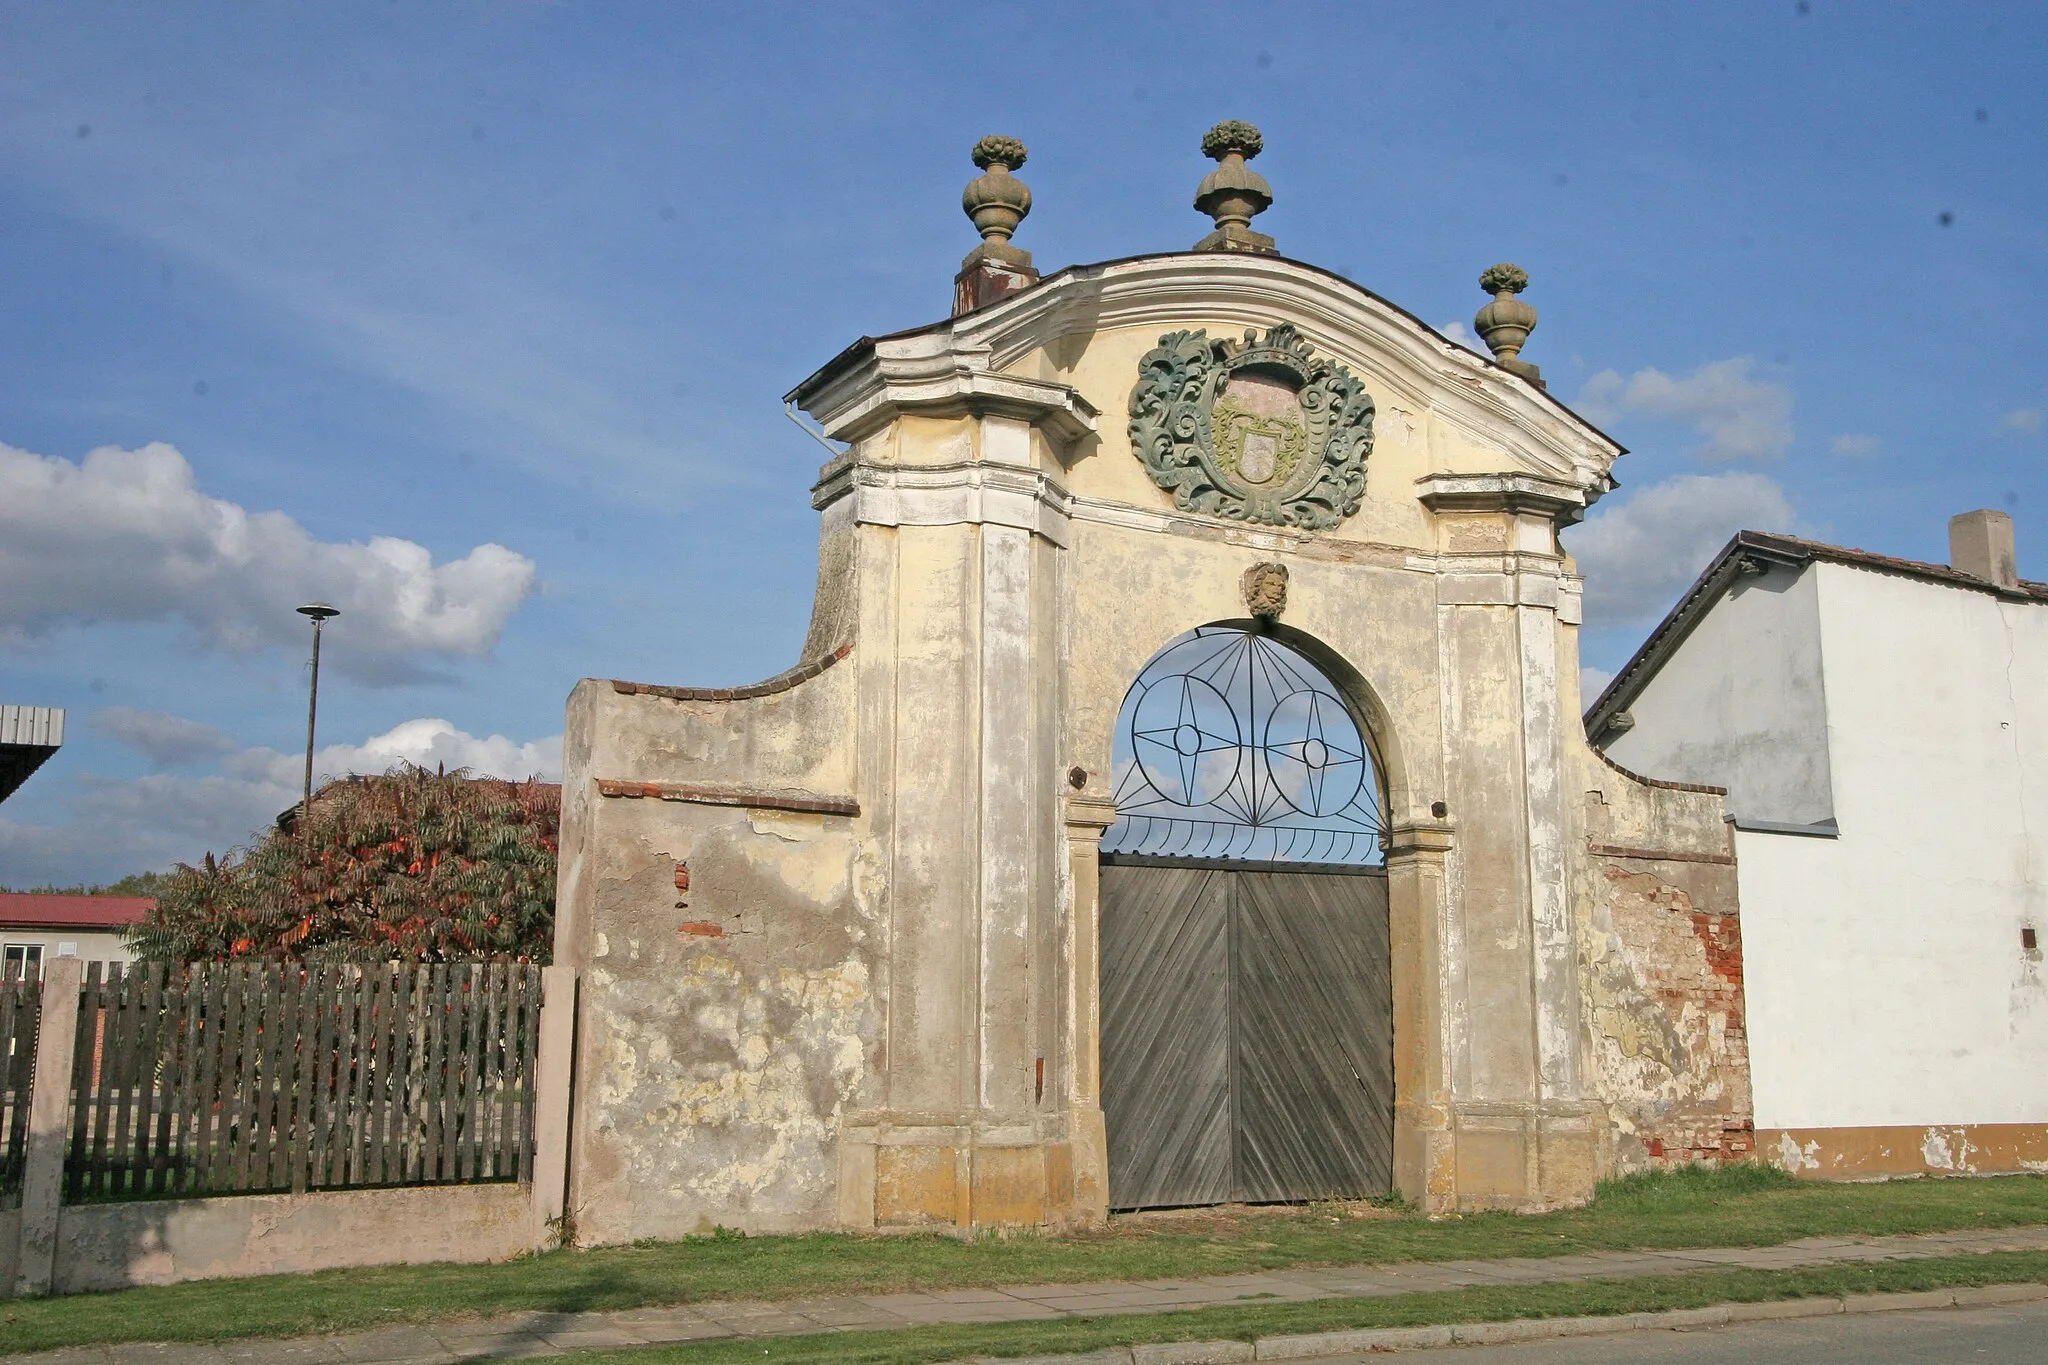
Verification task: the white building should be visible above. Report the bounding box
[1588,510,2048,1177]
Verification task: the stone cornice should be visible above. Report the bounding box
[795,334,1099,445]
[1414,471,1590,523]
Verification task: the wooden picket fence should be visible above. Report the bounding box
[65,960,543,1201]
[0,977,40,1208]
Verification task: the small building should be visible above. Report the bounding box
[1587,510,2048,1178]
[0,894,148,980]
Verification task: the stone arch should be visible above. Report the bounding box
[1094,620,1402,1206]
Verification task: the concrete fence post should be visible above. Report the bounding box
[528,964,578,1248]
[15,956,81,1297]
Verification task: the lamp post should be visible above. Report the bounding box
[296,603,339,843]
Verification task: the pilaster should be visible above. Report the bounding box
[1417,472,1596,1210]
[813,366,1099,1230]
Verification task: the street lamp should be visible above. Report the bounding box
[296,603,339,843]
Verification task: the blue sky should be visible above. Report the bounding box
[1,1,2043,885]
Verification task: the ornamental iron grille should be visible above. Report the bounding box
[1103,627,1386,865]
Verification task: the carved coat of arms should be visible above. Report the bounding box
[1127,324,1374,529]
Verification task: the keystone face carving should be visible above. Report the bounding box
[1128,324,1375,529]
[1242,562,1288,619]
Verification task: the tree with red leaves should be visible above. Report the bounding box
[132,764,558,962]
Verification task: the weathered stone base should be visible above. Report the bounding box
[1762,1123,2048,1179]
[1397,1101,1602,1214]
[1447,1101,1602,1212]
[836,1114,1109,1231]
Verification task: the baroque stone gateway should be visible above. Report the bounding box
[550,124,1751,1242]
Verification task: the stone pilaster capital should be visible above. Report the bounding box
[1064,793,1120,833]
[1385,818,1455,861]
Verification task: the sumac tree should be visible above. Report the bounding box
[132,764,558,963]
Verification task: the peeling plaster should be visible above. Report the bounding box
[1578,853,1751,1169]
[1776,1131,1819,1171]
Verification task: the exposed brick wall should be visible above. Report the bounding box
[1581,858,1755,1170]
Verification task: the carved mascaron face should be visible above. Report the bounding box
[1127,324,1376,529]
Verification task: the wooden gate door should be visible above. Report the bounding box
[1100,857,1392,1209]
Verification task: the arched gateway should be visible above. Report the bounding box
[1100,625,1394,1207]
[547,129,1752,1244]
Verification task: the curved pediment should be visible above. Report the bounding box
[791,252,1624,544]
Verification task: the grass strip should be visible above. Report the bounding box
[1,1168,2045,1354]
[558,1252,2048,1364]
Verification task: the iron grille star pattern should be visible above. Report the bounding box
[1106,626,1386,864]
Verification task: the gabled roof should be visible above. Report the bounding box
[0,894,152,931]
[1584,530,2048,744]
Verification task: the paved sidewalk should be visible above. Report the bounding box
[9,1224,2048,1365]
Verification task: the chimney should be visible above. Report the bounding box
[1949,509,2018,589]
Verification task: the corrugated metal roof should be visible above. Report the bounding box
[0,705,65,805]
[0,705,63,748]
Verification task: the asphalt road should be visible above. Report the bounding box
[1318,1300,2048,1361]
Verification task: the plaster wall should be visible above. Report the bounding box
[556,658,874,1244]
[1601,561,1833,827]
[1739,563,2048,1136]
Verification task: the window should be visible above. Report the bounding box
[1106,625,1385,864]
[3,944,43,982]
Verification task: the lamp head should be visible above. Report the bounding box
[297,603,340,622]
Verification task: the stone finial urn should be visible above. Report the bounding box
[961,135,1033,270]
[1193,120,1276,254]
[954,135,1040,316]
[1473,263,1543,387]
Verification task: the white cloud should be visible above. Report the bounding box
[1440,320,1481,351]
[95,707,237,766]
[1830,433,1881,456]
[0,717,561,887]
[1575,358,1793,462]
[1565,471,1800,628]
[1580,666,1614,701]
[2005,408,2043,434]
[0,440,536,681]
[231,718,563,787]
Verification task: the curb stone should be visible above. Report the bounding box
[1954,1282,2048,1306]
[959,1281,2048,1364]
[1839,1289,1959,1314]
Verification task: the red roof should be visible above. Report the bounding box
[0,894,152,930]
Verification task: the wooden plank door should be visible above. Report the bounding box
[1101,859,1392,1210]
[1100,864,1232,1210]
[1232,870,1393,1202]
